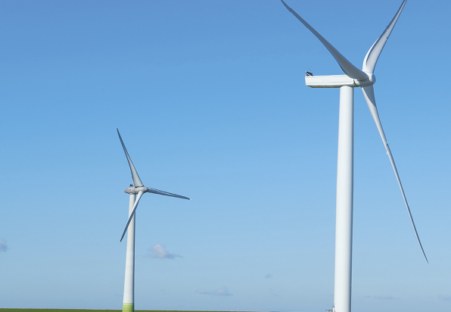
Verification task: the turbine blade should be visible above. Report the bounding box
[147,187,190,200]
[361,85,428,263]
[117,129,144,187]
[120,191,145,242]
[362,0,407,73]
[281,0,367,81]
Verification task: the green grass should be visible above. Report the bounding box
[0,310,238,312]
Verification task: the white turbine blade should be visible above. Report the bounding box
[362,0,407,74]
[117,129,144,187]
[281,0,367,81]
[147,187,190,200]
[120,191,145,242]
[361,85,428,263]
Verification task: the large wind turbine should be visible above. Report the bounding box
[117,129,190,312]
[281,1,427,312]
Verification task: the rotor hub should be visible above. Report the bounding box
[354,73,376,87]
[124,186,148,194]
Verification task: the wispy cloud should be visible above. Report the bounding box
[0,239,7,252]
[196,286,232,297]
[269,288,279,297]
[365,295,400,300]
[149,244,181,259]
[265,273,273,279]
[439,295,451,302]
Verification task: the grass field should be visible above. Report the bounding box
[0,310,235,312]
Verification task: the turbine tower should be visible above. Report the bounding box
[117,129,190,312]
[280,1,427,312]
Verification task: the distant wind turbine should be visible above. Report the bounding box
[281,1,427,312]
[117,129,190,312]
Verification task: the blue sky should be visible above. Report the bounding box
[0,1,450,312]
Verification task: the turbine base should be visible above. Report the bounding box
[122,303,134,312]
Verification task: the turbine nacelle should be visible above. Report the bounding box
[124,186,148,194]
[303,73,376,89]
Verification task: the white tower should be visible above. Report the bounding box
[122,192,136,312]
[116,129,190,312]
[281,1,428,311]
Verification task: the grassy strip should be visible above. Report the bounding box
[0,310,236,312]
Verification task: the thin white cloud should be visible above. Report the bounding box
[196,286,232,297]
[365,295,400,300]
[439,295,451,302]
[149,244,181,259]
[0,239,7,252]
[269,288,279,297]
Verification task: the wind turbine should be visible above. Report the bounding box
[280,1,427,311]
[116,129,190,312]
